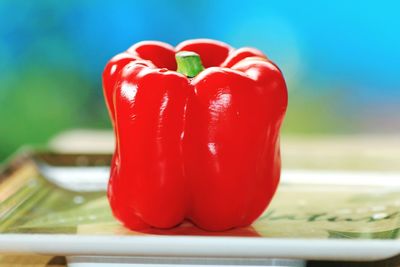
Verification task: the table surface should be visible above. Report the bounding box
[2,130,400,267]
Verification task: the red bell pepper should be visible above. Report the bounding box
[102,39,288,231]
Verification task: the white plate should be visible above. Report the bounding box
[0,153,399,265]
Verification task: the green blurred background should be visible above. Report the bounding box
[1,0,399,161]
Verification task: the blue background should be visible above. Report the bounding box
[0,0,399,159]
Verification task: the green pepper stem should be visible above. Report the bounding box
[176,51,205,78]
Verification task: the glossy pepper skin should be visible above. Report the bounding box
[102,39,288,231]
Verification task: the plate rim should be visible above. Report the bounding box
[0,234,399,261]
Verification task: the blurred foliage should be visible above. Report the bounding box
[0,67,109,160]
[281,82,359,134]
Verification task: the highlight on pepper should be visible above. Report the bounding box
[102,39,288,231]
